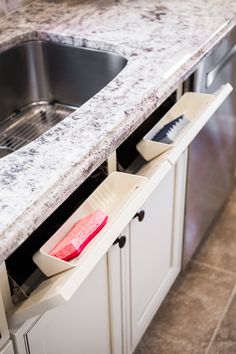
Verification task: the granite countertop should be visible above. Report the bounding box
[0,0,235,262]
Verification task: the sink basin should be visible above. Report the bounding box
[0,40,127,154]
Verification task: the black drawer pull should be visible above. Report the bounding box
[113,235,126,248]
[133,210,145,222]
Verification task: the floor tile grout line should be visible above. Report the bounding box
[192,259,236,277]
[169,260,236,302]
[205,285,236,354]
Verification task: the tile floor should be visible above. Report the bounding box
[135,186,236,354]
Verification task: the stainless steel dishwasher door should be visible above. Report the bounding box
[183,28,236,268]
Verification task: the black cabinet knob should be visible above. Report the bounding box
[133,210,145,222]
[113,235,126,248]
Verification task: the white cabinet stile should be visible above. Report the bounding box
[107,241,124,354]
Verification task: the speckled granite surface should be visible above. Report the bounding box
[0,0,30,15]
[0,0,235,262]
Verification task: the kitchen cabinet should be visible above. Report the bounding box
[9,151,186,354]
[0,341,14,354]
[5,83,232,354]
[7,84,232,329]
[10,255,115,354]
[120,151,187,353]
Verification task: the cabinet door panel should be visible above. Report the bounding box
[125,151,187,352]
[129,167,175,347]
[26,256,111,354]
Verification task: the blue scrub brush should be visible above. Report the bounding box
[152,114,189,144]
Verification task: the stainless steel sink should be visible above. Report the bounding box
[0,41,127,155]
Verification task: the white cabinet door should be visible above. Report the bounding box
[123,152,187,352]
[24,256,111,354]
[129,167,175,349]
[0,341,14,354]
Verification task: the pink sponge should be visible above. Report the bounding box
[49,209,108,261]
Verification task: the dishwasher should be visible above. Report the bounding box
[183,28,236,268]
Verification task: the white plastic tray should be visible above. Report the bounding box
[33,172,147,277]
[136,84,232,161]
